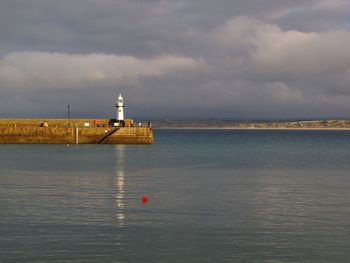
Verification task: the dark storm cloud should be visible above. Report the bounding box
[1,0,350,119]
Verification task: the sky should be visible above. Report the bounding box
[1,0,350,120]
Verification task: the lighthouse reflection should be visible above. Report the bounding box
[115,145,125,227]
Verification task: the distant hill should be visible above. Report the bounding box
[151,119,350,129]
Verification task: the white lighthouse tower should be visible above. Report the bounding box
[116,93,124,122]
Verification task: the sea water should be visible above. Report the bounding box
[1,129,350,262]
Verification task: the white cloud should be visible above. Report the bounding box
[0,52,208,90]
[251,30,350,76]
[207,16,350,77]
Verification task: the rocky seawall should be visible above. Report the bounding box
[0,119,153,144]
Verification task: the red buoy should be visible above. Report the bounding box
[142,195,149,204]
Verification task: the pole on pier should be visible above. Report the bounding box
[67,104,70,126]
[75,126,79,144]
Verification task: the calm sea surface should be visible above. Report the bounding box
[1,129,350,262]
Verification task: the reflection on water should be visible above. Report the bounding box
[115,145,125,227]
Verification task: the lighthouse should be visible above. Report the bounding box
[116,93,124,122]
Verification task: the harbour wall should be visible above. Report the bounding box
[0,119,153,144]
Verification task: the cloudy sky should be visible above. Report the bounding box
[1,0,350,119]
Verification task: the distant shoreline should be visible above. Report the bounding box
[155,127,350,131]
[151,119,350,130]
[2,118,350,130]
